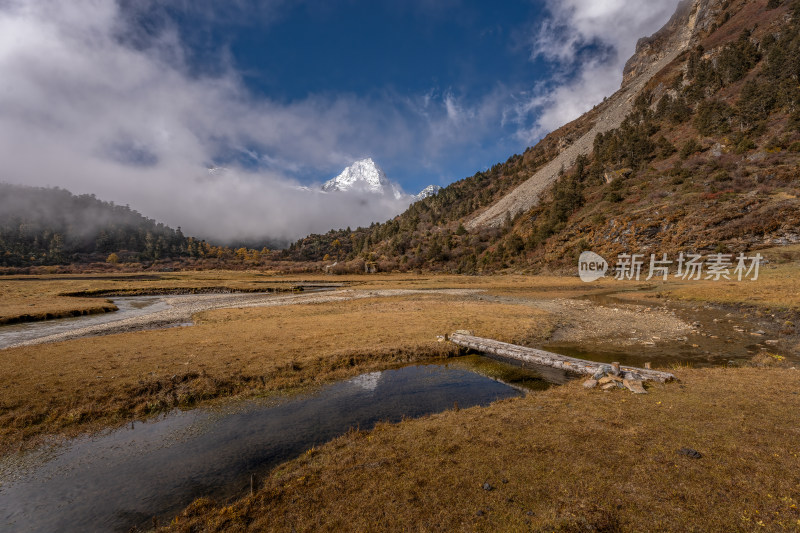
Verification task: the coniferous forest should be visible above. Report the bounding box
[0,183,192,266]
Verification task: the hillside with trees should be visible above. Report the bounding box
[285,0,800,273]
[0,184,206,267]
[0,184,294,271]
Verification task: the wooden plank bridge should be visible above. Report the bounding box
[448,332,675,383]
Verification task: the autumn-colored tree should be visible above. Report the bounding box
[332,239,342,261]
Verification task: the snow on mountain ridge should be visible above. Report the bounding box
[413,184,441,201]
[322,158,404,199]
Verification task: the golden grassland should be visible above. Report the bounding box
[1,265,799,530]
[157,265,798,531]
[0,289,117,325]
[0,293,555,455]
[0,270,623,330]
[1,264,799,454]
[0,271,306,323]
[657,262,800,311]
[636,245,800,311]
[2,242,798,321]
[167,366,800,532]
[6,260,795,325]
[0,271,516,320]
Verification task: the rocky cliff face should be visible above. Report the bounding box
[623,0,746,87]
[621,0,714,87]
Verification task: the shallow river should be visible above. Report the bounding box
[0,359,556,532]
[0,296,173,349]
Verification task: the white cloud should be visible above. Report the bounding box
[517,0,681,140]
[0,0,485,243]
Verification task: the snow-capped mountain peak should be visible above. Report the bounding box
[322,158,404,199]
[321,158,442,206]
[414,184,441,201]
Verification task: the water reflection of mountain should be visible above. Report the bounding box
[349,371,382,392]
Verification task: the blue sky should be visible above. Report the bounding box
[0,0,680,242]
[124,0,555,191]
[188,2,544,102]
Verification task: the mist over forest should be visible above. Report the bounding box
[0,183,192,266]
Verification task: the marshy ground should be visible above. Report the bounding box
[0,254,799,531]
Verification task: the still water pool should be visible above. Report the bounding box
[0,358,558,532]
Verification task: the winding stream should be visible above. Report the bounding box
[0,296,174,349]
[0,359,555,533]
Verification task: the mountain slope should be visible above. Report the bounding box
[467,0,708,229]
[287,0,800,273]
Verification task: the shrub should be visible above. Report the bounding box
[680,138,702,159]
[734,137,756,154]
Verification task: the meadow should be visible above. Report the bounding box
[0,261,798,530]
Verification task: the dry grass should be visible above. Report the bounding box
[0,272,589,324]
[2,266,798,456]
[655,263,800,311]
[0,293,554,454]
[166,366,800,532]
[0,289,118,325]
